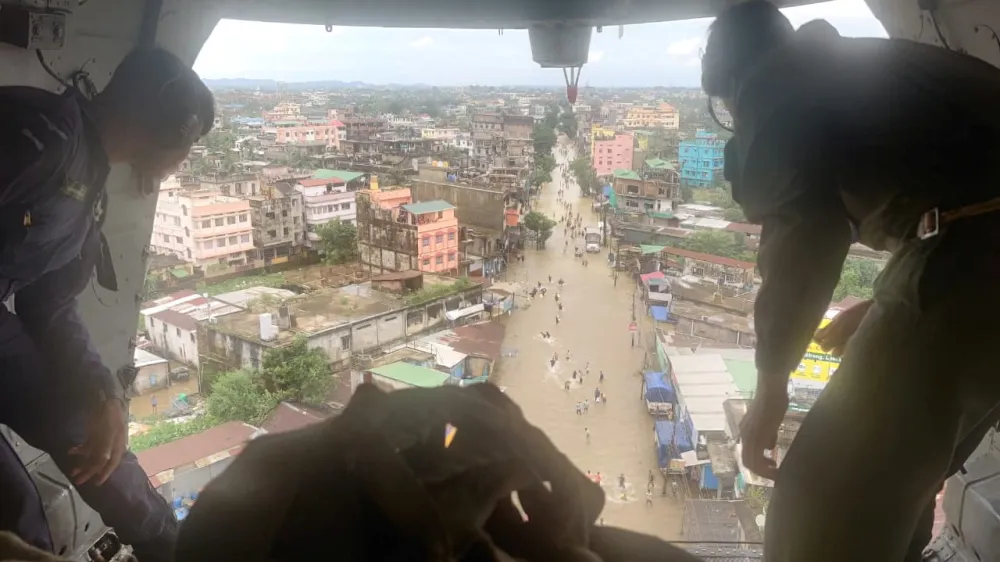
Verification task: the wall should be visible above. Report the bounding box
[146,316,200,368]
[671,315,756,348]
[132,361,170,395]
[411,180,505,232]
[156,457,235,503]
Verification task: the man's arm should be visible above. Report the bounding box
[14,233,123,404]
[753,192,853,392]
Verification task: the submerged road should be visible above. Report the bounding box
[494,137,685,540]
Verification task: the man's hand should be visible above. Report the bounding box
[740,385,789,481]
[814,299,874,356]
[68,397,127,486]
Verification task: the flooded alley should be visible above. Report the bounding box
[494,137,684,540]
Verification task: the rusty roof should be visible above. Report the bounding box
[661,247,756,270]
[449,321,506,362]
[261,402,327,434]
[136,421,260,478]
[150,307,199,332]
[725,222,763,235]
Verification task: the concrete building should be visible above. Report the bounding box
[296,177,357,247]
[248,185,304,264]
[141,287,297,369]
[199,173,261,197]
[470,112,534,170]
[341,116,385,140]
[611,171,679,215]
[199,278,485,374]
[411,180,507,233]
[151,189,256,270]
[624,103,680,130]
[264,118,344,150]
[405,200,461,274]
[593,132,634,177]
[679,130,726,188]
[420,128,460,141]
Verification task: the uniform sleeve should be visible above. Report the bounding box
[15,232,123,404]
[0,105,71,207]
[753,192,852,387]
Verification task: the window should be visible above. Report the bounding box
[229,236,237,245]
[215,218,224,227]
[186,248,191,258]
[239,214,248,222]
[435,234,443,244]
[342,202,351,210]
[227,216,236,225]
[175,327,181,337]
[149,374,158,386]
[241,234,250,243]
[218,238,226,247]
[175,236,183,243]
[184,227,190,237]
[340,335,351,349]
[448,232,455,241]
[437,211,443,219]
[448,252,456,262]
[203,240,213,249]
[181,205,187,216]
[202,220,211,228]
[173,217,181,226]
[423,258,431,266]
[436,255,444,265]
[422,237,430,247]
[267,229,277,238]
[190,333,195,343]
[281,210,288,218]
[283,227,289,236]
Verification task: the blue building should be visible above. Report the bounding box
[678,130,726,188]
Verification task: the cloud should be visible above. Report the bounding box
[589,50,605,63]
[408,36,434,48]
[665,37,703,57]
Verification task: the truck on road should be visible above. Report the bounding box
[584,226,602,253]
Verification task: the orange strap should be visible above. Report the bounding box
[941,196,1000,225]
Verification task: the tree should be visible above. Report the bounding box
[523,211,557,249]
[680,185,695,204]
[832,258,881,302]
[529,169,552,189]
[316,219,359,264]
[558,111,578,138]
[205,370,278,425]
[262,337,332,404]
[534,154,556,175]
[678,230,755,263]
[531,124,557,157]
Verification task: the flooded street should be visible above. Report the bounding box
[494,138,684,539]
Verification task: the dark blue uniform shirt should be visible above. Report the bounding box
[0,87,121,403]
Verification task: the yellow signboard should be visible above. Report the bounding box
[790,315,842,385]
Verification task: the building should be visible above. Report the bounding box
[593,132,635,177]
[263,118,344,150]
[662,246,756,287]
[624,103,680,130]
[470,112,534,170]
[295,177,357,247]
[341,116,385,141]
[420,128,460,141]
[611,170,678,214]
[198,278,485,374]
[248,185,304,264]
[141,287,297,369]
[150,188,256,270]
[405,200,460,274]
[589,125,617,157]
[679,130,726,188]
[199,173,261,197]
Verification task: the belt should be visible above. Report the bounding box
[917,196,1000,240]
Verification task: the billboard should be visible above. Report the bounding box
[789,309,842,389]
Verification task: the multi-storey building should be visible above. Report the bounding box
[151,187,256,270]
[592,132,634,177]
[249,184,304,264]
[264,115,344,151]
[295,177,357,247]
[470,113,534,170]
[356,189,460,275]
[341,116,385,140]
[679,130,726,188]
[611,170,678,215]
[200,173,261,197]
[420,128,460,141]
[624,103,680,130]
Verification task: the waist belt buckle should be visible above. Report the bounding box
[917,207,940,240]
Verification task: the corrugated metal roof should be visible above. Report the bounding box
[612,169,642,180]
[134,348,167,368]
[136,421,260,478]
[369,362,450,388]
[670,354,729,374]
[312,169,365,183]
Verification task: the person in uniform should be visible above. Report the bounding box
[702,2,1000,561]
[0,48,213,561]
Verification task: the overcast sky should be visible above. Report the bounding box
[194,0,886,87]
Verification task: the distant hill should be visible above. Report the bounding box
[204,78,438,91]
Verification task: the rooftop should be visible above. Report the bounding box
[403,200,456,214]
[661,246,757,270]
[136,421,261,480]
[298,177,346,188]
[312,169,366,183]
[260,402,328,434]
[134,348,167,368]
[368,361,451,388]
[645,158,675,170]
[612,169,642,181]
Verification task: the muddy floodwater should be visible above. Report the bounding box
[494,138,684,540]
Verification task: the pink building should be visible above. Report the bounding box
[402,200,460,273]
[264,119,345,150]
[369,187,412,209]
[592,132,634,177]
[152,185,255,270]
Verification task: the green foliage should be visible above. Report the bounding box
[197,271,287,296]
[833,258,882,302]
[722,207,747,222]
[203,131,237,153]
[569,156,602,197]
[535,154,556,175]
[680,185,695,204]
[404,276,477,306]
[316,219,359,265]
[677,230,756,263]
[557,111,578,138]
[262,337,332,404]
[523,211,557,249]
[543,105,560,130]
[529,169,552,188]
[532,125,557,157]
[206,369,280,425]
[129,416,219,453]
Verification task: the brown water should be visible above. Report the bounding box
[494,139,684,539]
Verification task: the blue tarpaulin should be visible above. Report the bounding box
[643,371,674,403]
[603,184,613,196]
[650,306,669,322]
[653,419,694,468]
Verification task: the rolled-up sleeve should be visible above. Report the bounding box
[15,233,123,403]
[754,193,852,383]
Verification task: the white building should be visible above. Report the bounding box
[295,177,357,246]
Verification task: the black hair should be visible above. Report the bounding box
[702,0,794,98]
[102,47,215,148]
